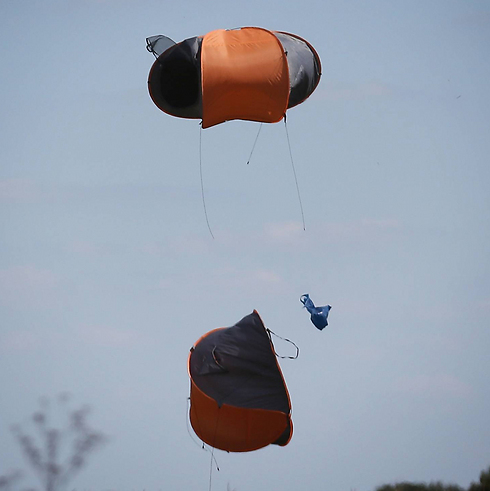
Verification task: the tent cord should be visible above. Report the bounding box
[186,396,220,491]
[246,122,263,165]
[200,125,215,239]
[208,408,222,491]
[284,116,306,231]
[267,328,300,360]
[185,397,203,449]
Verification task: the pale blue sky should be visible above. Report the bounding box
[1,1,489,490]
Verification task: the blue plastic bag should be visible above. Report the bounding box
[300,294,331,330]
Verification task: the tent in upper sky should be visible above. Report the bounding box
[188,310,293,452]
[146,27,321,128]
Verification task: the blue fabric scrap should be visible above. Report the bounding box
[300,294,331,330]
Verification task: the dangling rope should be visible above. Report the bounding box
[284,116,306,231]
[185,397,203,449]
[266,328,300,359]
[186,397,219,491]
[199,125,215,239]
[207,406,223,491]
[208,445,217,491]
[246,123,263,165]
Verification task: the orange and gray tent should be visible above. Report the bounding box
[188,310,293,452]
[146,27,321,128]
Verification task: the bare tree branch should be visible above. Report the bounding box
[9,395,107,491]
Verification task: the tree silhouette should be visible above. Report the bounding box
[376,483,464,491]
[0,470,23,491]
[468,466,490,491]
[8,394,107,491]
[375,468,490,491]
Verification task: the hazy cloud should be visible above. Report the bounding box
[477,298,490,312]
[0,330,41,352]
[0,265,60,308]
[453,10,490,27]
[0,323,147,353]
[76,324,145,348]
[154,265,285,293]
[314,80,393,102]
[264,221,304,241]
[261,218,401,248]
[0,178,38,204]
[397,373,472,398]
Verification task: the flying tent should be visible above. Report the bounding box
[188,310,293,452]
[147,27,321,128]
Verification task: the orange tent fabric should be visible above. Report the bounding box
[201,28,290,129]
[188,311,293,452]
[146,27,321,128]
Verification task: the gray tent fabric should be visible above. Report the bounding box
[189,311,291,413]
[274,32,322,109]
[146,35,176,58]
[147,28,321,125]
[147,36,203,119]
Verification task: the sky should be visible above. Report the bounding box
[1,1,490,490]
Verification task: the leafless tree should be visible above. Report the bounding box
[0,470,23,491]
[9,394,107,491]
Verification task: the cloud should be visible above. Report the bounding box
[313,80,393,102]
[262,218,401,250]
[253,269,282,284]
[205,266,285,290]
[0,323,147,354]
[299,218,401,246]
[76,324,145,348]
[453,11,490,28]
[69,240,129,257]
[397,373,472,399]
[154,264,285,294]
[0,265,60,307]
[0,330,41,352]
[0,179,38,204]
[264,221,304,242]
[478,298,490,312]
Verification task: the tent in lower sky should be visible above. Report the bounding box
[188,311,293,452]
